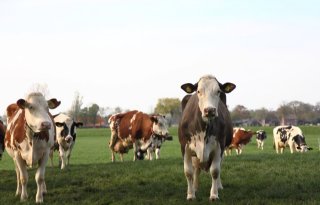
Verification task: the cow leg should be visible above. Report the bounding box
[119,153,124,162]
[184,146,195,200]
[146,148,152,160]
[111,150,115,162]
[133,142,138,161]
[209,145,222,201]
[59,146,66,169]
[261,141,264,150]
[14,161,22,197]
[192,157,200,193]
[155,148,160,160]
[35,153,48,203]
[15,155,28,201]
[49,149,54,167]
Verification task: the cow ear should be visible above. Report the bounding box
[181,83,198,94]
[220,82,236,93]
[48,98,61,109]
[55,122,65,127]
[308,147,313,150]
[17,99,28,109]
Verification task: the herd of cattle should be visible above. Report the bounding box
[0,74,314,203]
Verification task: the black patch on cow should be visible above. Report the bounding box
[277,128,288,143]
[256,131,267,140]
[135,149,145,160]
[292,135,306,148]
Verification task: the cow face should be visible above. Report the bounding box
[150,115,169,136]
[181,75,235,121]
[17,92,60,133]
[293,135,312,152]
[55,116,83,143]
[256,130,267,140]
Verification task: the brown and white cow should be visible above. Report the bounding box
[52,113,83,169]
[108,110,170,162]
[178,74,236,201]
[5,92,60,203]
[225,127,255,155]
[0,120,5,160]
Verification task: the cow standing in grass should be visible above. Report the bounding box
[5,92,60,203]
[273,125,312,153]
[108,110,170,162]
[178,74,236,201]
[52,113,83,169]
[225,127,255,155]
[256,130,267,150]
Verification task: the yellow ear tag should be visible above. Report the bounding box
[186,86,193,93]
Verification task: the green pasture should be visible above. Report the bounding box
[0,126,320,204]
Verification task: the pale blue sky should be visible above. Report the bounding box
[1,0,320,115]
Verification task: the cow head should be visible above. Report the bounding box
[293,135,312,152]
[150,115,169,137]
[17,92,60,133]
[181,75,236,121]
[55,114,83,143]
[256,130,267,140]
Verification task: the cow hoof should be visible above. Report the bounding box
[187,194,195,201]
[209,196,219,201]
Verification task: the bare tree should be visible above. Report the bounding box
[29,83,50,98]
[68,91,83,121]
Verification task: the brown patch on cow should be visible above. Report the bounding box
[5,105,26,147]
[230,129,254,148]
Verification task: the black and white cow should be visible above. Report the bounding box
[53,113,83,169]
[256,130,267,150]
[145,134,173,160]
[273,125,312,154]
[178,74,236,201]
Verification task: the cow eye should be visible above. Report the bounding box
[197,90,200,94]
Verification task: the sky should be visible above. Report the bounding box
[1,0,320,116]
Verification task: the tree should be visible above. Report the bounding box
[88,103,99,126]
[68,92,83,121]
[251,108,268,126]
[276,103,293,125]
[154,98,181,126]
[30,83,50,98]
[231,105,251,122]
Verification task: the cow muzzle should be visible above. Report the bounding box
[204,107,217,118]
[40,121,51,130]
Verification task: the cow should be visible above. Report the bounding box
[4,92,60,203]
[0,120,5,160]
[256,130,267,150]
[225,127,255,155]
[108,110,170,162]
[273,125,312,154]
[178,74,236,201]
[145,134,173,160]
[52,113,83,169]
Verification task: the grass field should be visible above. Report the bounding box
[0,126,320,204]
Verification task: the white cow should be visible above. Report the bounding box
[53,113,82,169]
[273,125,312,154]
[5,92,60,203]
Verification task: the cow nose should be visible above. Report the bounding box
[41,121,51,130]
[204,107,216,117]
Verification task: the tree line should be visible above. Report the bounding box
[64,92,320,127]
